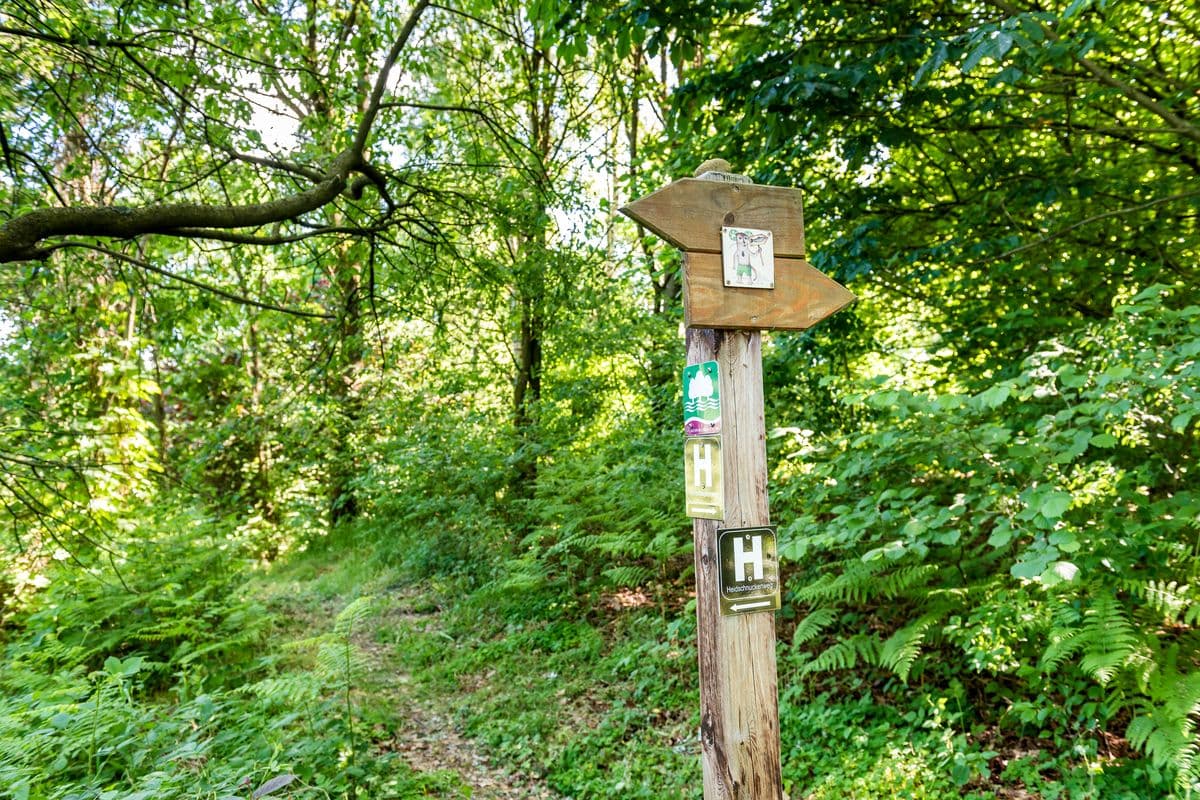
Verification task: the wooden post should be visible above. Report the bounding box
[687,327,783,800]
[620,159,854,800]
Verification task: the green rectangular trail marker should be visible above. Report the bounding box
[683,360,721,436]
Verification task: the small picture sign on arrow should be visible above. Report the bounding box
[722,227,774,289]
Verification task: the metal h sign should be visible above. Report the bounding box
[684,436,723,520]
[718,526,780,616]
[620,176,855,330]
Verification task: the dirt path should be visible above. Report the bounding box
[389,695,553,800]
[355,597,557,800]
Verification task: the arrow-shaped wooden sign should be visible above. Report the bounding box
[621,178,808,256]
[621,174,855,331]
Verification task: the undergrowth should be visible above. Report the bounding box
[0,508,464,800]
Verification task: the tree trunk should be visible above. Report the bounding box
[328,247,365,525]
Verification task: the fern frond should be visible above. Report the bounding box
[333,596,378,638]
[1145,580,1192,621]
[283,635,326,652]
[1051,601,1082,629]
[602,565,653,587]
[1081,649,1130,687]
[133,621,199,642]
[1127,714,1157,755]
[797,560,883,605]
[874,564,938,600]
[1126,578,1197,624]
[792,608,836,648]
[1124,650,1200,790]
[1040,627,1083,673]
[1079,592,1136,686]
[880,613,942,682]
[244,675,320,706]
[802,635,880,676]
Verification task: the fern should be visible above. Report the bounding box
[797,560,884,605]
[602,565,653,587]
[802,634,880,676]
[1040,590,1137,685]
[1125,578,1200,625]
[1041,626,1085,674]
[333,595,378,639]
[245,674,321,706]
[797,560,937,606]
[1138,580,1193,622]
[880,613,942,682]
[317,640,363,683]
[792,607,836,648]
[1078,592,1137,686]
[874,564,939,600]
[1127,651,1200,792]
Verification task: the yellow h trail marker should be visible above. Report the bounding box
[621,160,854,800]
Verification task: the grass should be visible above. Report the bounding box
[247,540,1171,800]
[1,515,1175,800]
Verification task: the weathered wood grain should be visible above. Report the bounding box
[687,329,783,800]
[620,179,806,257]
[684,253,855,331]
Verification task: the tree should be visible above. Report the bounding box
[394,0,622,501]
[0,0,455,535]
[652,0,1198,367]
[0,0,432,268]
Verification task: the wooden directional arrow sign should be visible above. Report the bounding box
[620,176,855,331]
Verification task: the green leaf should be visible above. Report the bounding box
[978,382,1011,409]
[994,32,1015,59]
[962,39,992,74]
[1038,490,1072,520]
[253,775,298,798]
[1063,0,1092,21]
[987,519,1014,548]
[1049,530,1080,553]
[933,529,961,546]
[1018,14,1046,42]
[1011,559,1045,580]
[912,41,948,86]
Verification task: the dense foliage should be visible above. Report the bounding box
[1,0,1197,797]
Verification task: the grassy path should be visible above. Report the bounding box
[260,556,559,799]
[356,595,557,800]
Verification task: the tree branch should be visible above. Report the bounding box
[975,189,1200,265]
[0,0,434,264]
[986,0,1200,145]
[49,242,335,319]
[352,0,432,156]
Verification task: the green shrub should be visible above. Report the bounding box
[774,285,1199,792]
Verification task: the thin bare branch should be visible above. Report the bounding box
[49,242,335,319]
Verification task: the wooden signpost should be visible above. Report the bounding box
[621,160,854,799]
